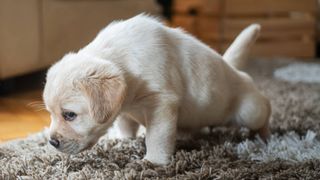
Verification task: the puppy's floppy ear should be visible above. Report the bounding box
[78,62,127,124]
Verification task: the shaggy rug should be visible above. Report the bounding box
[1,59,320,179]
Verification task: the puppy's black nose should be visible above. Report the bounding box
[49,139,60,148]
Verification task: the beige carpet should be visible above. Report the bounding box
[1,59,320,179]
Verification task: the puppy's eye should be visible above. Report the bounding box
[62,111,77,121]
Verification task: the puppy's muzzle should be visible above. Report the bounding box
[49,138,60,148]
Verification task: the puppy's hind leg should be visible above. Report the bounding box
[235,92,271,141]
[115,114,140,139]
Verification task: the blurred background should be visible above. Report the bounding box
[0,0,319,141]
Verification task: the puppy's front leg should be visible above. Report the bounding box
[144,99,178,165]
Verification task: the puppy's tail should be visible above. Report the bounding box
[223,24,260,70]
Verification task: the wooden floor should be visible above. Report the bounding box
[0,89,50,142]
[0,72,50,142]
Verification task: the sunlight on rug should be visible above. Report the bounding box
[237,131,320,163]
[274,63,320,84]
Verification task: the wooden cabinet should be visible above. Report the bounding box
[171,0,318,58]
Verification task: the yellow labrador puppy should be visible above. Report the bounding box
[44,14,270,165]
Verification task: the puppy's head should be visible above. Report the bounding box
[43,53,126,154]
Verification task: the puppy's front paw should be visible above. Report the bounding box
[143,154,170,166]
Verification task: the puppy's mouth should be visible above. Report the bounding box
[55,142,81,154]
[54,140,97,154]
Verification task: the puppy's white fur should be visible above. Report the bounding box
[43,14,270,165]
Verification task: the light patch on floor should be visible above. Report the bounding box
[274,63,320,83]
[237,131,320,163]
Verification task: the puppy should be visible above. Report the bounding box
[43,14,270,165]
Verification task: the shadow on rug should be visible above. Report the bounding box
[1,59,320,179]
